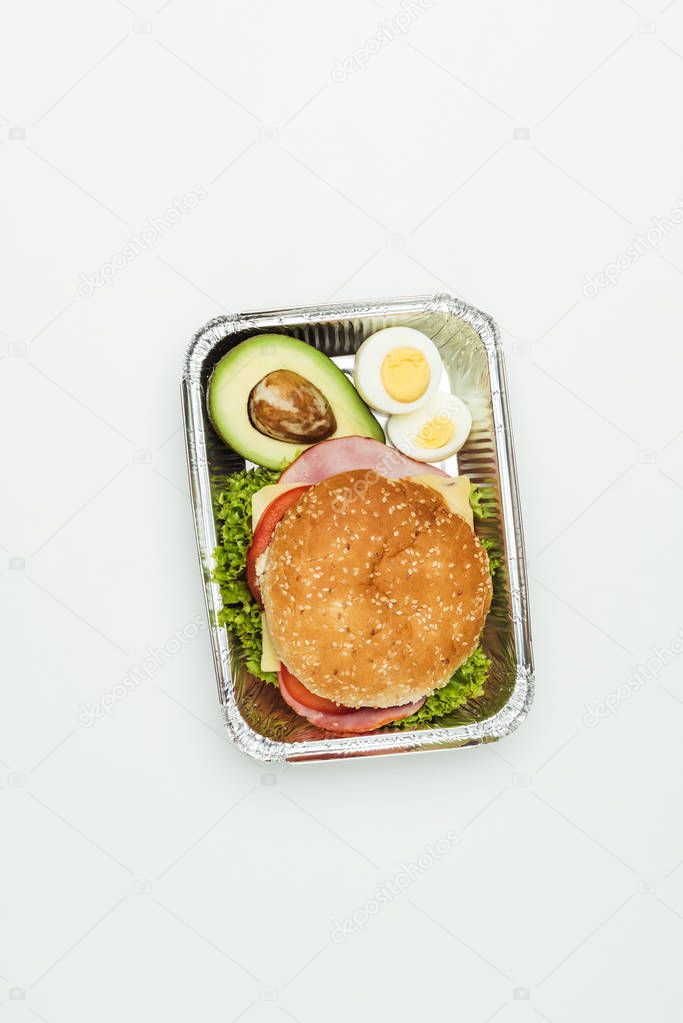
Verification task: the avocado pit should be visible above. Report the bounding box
[248,370,337,443]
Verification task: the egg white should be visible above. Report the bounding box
[353,327,442,415]
[387,392,473,462]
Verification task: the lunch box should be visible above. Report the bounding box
[182,294,534,762]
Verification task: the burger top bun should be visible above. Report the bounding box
[261,471,492,709]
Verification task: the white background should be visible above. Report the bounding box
[2,0,683,1020]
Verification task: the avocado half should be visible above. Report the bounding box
[207,333,385,469]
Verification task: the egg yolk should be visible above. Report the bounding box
[415,415,454,450]
[381,347,430,403]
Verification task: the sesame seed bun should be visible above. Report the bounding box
[261,471,492,709]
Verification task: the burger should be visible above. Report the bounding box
[241,439,493,734]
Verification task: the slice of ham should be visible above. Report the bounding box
[279,435,449,485]
[278,668,425,734]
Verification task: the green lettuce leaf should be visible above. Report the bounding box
[213,467,279,684]
[480,536,502,577]
[469,483,496,520]
[470,483,501,575]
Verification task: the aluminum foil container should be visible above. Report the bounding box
[182,294,534,762]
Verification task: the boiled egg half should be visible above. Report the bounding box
[387,391,472,462]
[353,327,442,415]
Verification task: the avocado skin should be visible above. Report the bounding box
[207,333,385,469]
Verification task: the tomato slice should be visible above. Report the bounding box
[278,665,427,733]
[278,663,344,713]
[246,485,310,607]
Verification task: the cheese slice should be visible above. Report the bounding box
[261,613,281,672]
[414,474,473,529]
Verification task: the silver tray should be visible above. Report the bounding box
[181,294,534,762]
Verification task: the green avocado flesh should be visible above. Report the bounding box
[207,333,385,468]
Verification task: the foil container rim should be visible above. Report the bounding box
[181,292,534,763]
